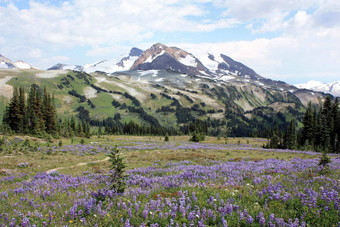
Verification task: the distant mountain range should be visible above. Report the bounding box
[0,43,335,136]
[45,43,297,92]
[0,54,36,70]
[295,80,340,97]
[1,44,339,98]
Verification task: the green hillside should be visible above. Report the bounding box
[0,69,328,137]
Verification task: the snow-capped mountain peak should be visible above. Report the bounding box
[47,63,83,71]
[295,80,340,97]
[130,43,209,76]
[83,47,143,74]
[14,60,37,70]
[0,54,16,69]
[0,54,37,70]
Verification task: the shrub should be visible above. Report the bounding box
[319,152,332,175]
[190,132,205,142]
[319,152,331,167]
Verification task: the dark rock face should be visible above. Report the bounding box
[48,63,67,70]
[4,62,16,68]
[134,53,194,75]
[116,48,144,68]
[129,48,143,57]
[218,54,261,80]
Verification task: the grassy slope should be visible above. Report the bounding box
[1,69,307,131]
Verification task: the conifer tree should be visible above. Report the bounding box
[286,120,297,149]
[3,84,58,135]
[18,87,26,133]
[321,96,333,151]
[333,98,339,152]
[301,102,314,146]
[3,88,21,132]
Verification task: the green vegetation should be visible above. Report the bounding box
[266,97,340,153]
[0,69,332,142]
[107,146,126,193]
[0,135,339,226]
[3,85,57,135]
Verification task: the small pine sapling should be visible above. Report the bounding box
[107,146,126,194]
[319,151,332,174]
[319,151,331,167]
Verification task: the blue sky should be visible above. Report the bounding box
[1,0,340,84]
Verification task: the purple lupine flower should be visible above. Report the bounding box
[142,209,148,220]
[247,215,254,224]
[221,217,228,227]
[188,211,195,221]
[192,192,197,201]
[21,217,30,227]
[259,217,266,226]
[135,202,140,213]
[124,218,130,227]
[128,208,132,218]
[207,209,214,218]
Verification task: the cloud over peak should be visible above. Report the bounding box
[0,0,340,83]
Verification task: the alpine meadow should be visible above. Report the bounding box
[0,1,340,227]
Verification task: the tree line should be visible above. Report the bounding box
[3,84,57,135]
[266,96,339,153]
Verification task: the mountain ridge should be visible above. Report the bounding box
[0,54,37,70]
[295,80,340,97]
[0,44,335,137]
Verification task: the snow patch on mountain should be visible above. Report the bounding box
[137,70,159,77]
[198,55,219,72]
[47,63,83,71]
[179,54,197,67]
[295,80,340,97]
[84,48,143,74]
[0,62,10,69]
[0,54,37,70]
[145,50,165,63]
[14,60,35,69]
[219,75,235,81]
[0,54,16,69]
[14,61,31,69]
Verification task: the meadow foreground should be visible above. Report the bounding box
[0,136,339,226]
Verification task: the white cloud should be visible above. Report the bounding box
[176,29,340,84]
[0,0,237,66]
[0,0,232,47]
[0,0,339,84]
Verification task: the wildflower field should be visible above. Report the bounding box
[0,136,339,226]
